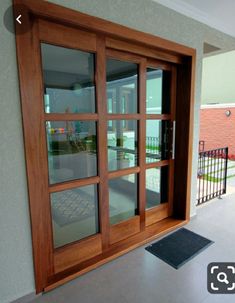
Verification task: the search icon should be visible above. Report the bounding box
[217,272,229,284]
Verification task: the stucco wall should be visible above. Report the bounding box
[0,2,35,303]
[1,1,235,302]
[202,50,235,104]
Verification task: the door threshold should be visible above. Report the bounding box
[45,217,188,292]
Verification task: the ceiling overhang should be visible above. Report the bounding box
[153,0,235,38]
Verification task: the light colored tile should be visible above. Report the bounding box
[202,294,235,303]
[27,191,235,303]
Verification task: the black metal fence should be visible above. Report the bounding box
[197,147,228,205]
[146,136,159,154]
[146,136,160,163]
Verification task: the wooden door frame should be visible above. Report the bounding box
[14,0,196,293]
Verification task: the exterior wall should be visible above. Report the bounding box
[200,105,235,154]
[202,50,235,104]
[1,0,235,302]
[0,2,35,303]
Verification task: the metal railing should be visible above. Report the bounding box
[146,136,159,152]
[146,136,160,163]
[197,147,228,205]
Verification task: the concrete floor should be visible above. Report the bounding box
[29,191,235,303]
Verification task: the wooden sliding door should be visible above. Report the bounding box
[15,0,195,293]
[106,50,176,243]
[37,20,175,267]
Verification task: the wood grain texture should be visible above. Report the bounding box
[145,114,171,120]
[107,114,140,120]
[54,235,102,273]
[109,216,140,245]
[106,48,143,63]
[147,57,172,71]
[168,159,175,217]
[145,203,169,226]
[45,218,187,291]
[168,65,177,217]
[108,167,140,179]
[49,177,100,193]
[44,113,99,121]
[107,114,171,121]
[14,14,54,292]
[145,160,170,169]
[185,53,196,220]
[96,35,110,250]
[170,66,177,120]
[174,55,196,220]
[139,59,147,230]
[106,38,181,64]
[39,19,96,52]
[16,0,194,56]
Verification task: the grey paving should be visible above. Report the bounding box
[28,192,235,303]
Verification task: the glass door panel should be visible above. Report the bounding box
[106,58,138,114]
[50,184,99,248]
[106,53,141,243]
[108,120,138,171]
[146,68,162,114]
[146,67,170,114]
[109,174,138,225]
[41,40,100,252]
[41,43,96,114]
[145,62,173,225]
[146,166,169,209]
[46,120,97,184]
[146,120,170,163]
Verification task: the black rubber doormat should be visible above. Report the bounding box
[145,228,214,269]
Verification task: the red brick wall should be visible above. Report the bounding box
[200,107,235,155]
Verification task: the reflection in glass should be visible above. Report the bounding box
[146,68,171,114]
[146,68,163,114]
[108,120,138,171]
[46,121,97,184]
[146,167,168,209]
[106,58,138,114]
[146,120,169,163]
[41,43,96,113]
[50,184,99,248]
[109,174,138,225]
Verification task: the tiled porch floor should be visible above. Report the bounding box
[28,189,235,303]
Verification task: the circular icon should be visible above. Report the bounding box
[217,272,229,284]
[4,4,32,35]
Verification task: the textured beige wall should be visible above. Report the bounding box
[1,1,235,302]
[202,50,235,104]
[0,1,34,303]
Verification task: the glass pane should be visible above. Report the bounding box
[106,58,138,114]
[109,174,138,225]
[46,121,97,184]
[108,120,138,171]
[146,166,168,209]
[146,68,170,114]
[50,184,99,248]
[41,43,96,113]
[146,120,169,163]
